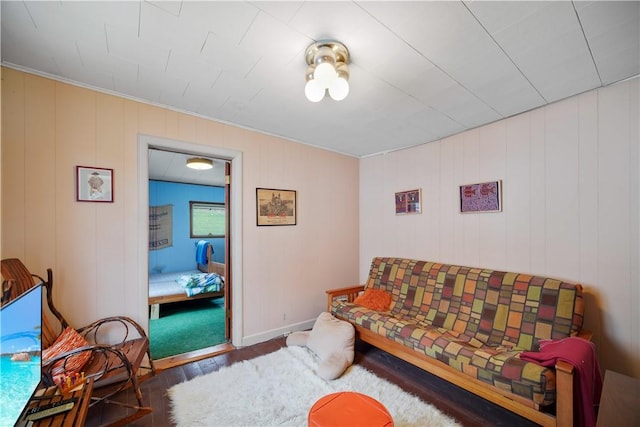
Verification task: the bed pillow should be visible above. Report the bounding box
[42,326,91,383]
[353,288,392,311]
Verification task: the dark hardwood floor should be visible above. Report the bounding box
[85,337,540,427]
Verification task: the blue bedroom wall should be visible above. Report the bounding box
[149,180,225,274]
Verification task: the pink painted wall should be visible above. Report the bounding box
[1,68,360,343]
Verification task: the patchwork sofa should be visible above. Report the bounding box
[327,257,590,427]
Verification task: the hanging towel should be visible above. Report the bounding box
[195,240,213,265]
[520,337,602,427]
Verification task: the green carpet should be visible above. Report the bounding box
[149,297,226,359]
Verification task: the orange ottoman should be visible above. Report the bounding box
[308,391,394,427]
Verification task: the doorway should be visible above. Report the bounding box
[137,135,243,368]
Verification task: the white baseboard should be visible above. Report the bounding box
[240,318,315,347]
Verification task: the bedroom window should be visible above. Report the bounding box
[190,201,225,238]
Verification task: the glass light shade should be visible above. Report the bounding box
[328,77,349,101]
[186,158,213,170]
[314,62,337,87]
[305,79,325,102]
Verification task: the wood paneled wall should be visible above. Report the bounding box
[360,78,640,377]
[1,67,360,345]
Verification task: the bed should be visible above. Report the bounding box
[149,243,225,319]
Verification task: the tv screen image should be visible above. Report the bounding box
[0,284,42,427]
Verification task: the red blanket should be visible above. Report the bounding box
[520,337,602,427]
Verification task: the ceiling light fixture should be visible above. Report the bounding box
[304,40,350,102]
[186,157,213,170]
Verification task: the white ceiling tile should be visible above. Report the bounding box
[408,107,465,139]
[67,1,140,33]
[105,23,171,72]
[25,1,139,47]
[361,1,538,116]
[200,32,259,76]
[250,1,305,24]
[476,72,545,116]
[365,43,437,92]
[240,11,309,58]
[191,83,232,113]
[2,1,36,31]
[464,1,548,34]
[212,71,262,102]
[1,25,62,76]
[476,1,600,102]
[165,50,222,87]
[84,50,139,88]
[2,1,637,158]
[289,1,385,51]
[577,1,640,85]
[178,1,259,45]
[146,0,183,17]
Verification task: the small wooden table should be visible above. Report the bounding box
[16,378,94,427]
[596,370,639,427]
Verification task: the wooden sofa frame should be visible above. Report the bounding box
[327,285,590,427]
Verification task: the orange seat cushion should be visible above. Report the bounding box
[308,392,393,427]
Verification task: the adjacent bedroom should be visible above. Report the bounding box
[148,148,228,361]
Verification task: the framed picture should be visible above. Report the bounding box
[76,166,113,202]
[395,189,422,215]
[256,188,296,226]
[459,180,502,213]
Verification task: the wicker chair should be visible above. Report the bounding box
[1,258,156,426]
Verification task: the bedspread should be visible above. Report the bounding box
[177,272,224,297]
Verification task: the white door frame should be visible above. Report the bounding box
[137,134,243,347]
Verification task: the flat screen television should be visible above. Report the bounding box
[0,284,42,427]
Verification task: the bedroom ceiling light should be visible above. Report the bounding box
[304,40,350,102]
[186,157,213,170]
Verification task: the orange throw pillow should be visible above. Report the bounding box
[42,326,91,383]
[353,289,392,311]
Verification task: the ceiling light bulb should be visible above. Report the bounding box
[186,158,213,170]
[328,77,349,101]
[305,79,325,102]
[329,62,350,101]
[314,62,337,87]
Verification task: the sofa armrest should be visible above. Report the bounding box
[326,285,365,311]
[555,359,575,427]
[554,330,591,427]
[577,329,593,341]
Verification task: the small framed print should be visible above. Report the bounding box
[395,189,422,215]
[459,180,502,213]
[76,166,113,202]
[256,188,296,226]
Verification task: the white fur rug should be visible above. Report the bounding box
[168,345,461,427]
